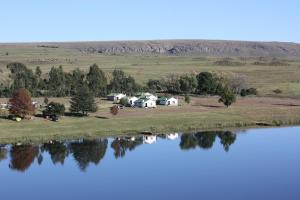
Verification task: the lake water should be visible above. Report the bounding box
[1,126,300,200]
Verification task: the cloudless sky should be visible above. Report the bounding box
[1,0,299,43]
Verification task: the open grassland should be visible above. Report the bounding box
[0,96,300,144]
[1,45,300,98]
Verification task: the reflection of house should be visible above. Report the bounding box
[143,135,157,144]
[134,98,156,108]
[127,97,139,107]
[166,133,179,140]
[107,93,126,102]
[157,97,178,106]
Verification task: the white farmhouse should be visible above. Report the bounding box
[134,98,156,108]
[107,93,126,102]
[136,92,158,101]
[157,97,178,106]
[127,96,139,107]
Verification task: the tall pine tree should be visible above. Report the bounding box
[70,85,97,116]
[86,64,107,97]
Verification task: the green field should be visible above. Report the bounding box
[1,45,300,98]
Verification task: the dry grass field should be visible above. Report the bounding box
[0,44,300,98]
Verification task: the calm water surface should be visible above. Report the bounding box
[1,127,300,200]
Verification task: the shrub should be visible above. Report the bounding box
[43,102,65,117]
[119,97,128,106]
[273,89,282,94]
[240,88,258,96]
[110,105,119,115]
[184,95,191,104]
[218,86,236,107]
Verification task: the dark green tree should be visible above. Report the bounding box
[48,66,66,97]
[35,66,42,78]
[87,64,107,97]
[70,85,97,115]
[109,69,127,93]
[218,85,236,107]
[7,62,38,95]
[43,102,65,116]
[179,74,198,94]
[196,72,221,95]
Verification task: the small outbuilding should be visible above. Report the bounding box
[157,97,178,106]
[107,93,126,102]
[134,98,156,108]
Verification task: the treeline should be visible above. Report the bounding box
[0,62,141,97]
[0,62,256,99]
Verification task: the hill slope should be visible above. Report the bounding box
[8,39,300,57]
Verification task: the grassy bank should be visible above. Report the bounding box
[0,97,300,144]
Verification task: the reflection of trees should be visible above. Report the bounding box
[195,132,216,149]
[111,137,143,159]
[180,134,198,150]
[70,139,108,171]
[0,146,8,162]
[42,141,69,165]
[180,131,236,152]
[9,145,39,172]
[218,131,236,152]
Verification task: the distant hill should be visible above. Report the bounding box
[2,40,300,57]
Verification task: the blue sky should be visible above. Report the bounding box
[1,0,299,43]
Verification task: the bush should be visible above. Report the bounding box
[184,95,191,104]
[273,89,282,94]
[110,105,119,115]
[240,88,258,96]
[219,86,236,107]
[119,97,128,106]
[43,102,65,117]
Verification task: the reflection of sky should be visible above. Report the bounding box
[1,126,300,200]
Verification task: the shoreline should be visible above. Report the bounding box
[0,120,299,145]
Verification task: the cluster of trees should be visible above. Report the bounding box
[0,62,141,98]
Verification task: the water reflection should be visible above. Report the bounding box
[9,145,39,172]
[180,131,236,152]
[0,131,237,172]
[70,139,108,171]
[111,137,143,159]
